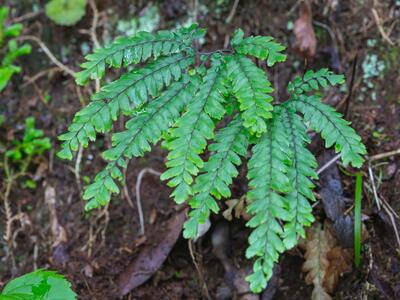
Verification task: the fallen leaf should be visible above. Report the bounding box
[223,199,239,221]
[149,207,157,225]
[302,221,353,300]
[222,197,251,221]
[293,0,317,59]
[116,209,187,296]
[324,246,352,293]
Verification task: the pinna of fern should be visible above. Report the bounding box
[58,25,366,293]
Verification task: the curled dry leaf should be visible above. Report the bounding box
[293,0,317,59]
[222,196,251,221]
[302,222,352,300]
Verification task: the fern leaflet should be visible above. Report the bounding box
[231,29,287,66]
[184,117,248,238]
[226,54,274,135]
[58,53,194,160]
[281,107,318,249]
[290,94,366,167]
[161,55,227,204]
[245,107,292,292]
[287,68,345,94]
[83,76,199,209]
[75,25,204,85]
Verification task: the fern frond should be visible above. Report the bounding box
[58,53,195,160]
[281,107,318,249]
[83,76,199,209]
[75,25,204,85]
[184,117,248,238]
[57,25,367,294]
[225,54,274,135]
[230,29,286,66]
[161,55,227,204]
[245,107,292,292]
[290,94,366,167]
[287,68,345,94]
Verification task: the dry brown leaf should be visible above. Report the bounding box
[117,209,187,296]
[222,196,251,221]
[294,0,317,59]
[302,221,353,300]
[324,246,352,293]
[223,199,239,221]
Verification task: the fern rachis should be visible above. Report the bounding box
[58,24,366,292]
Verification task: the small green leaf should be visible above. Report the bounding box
[0,269,76,300]
[45,0,87,26]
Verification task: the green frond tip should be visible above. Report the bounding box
[226,54,274,135]
[281,107,318,249]
[288,68,345,94]
[231,28,286,66]
[245,108,292,292]
[183,117,248,238]
[161,54,228,205]
[83,76,200,209]
[290,94,366,167]
[75,25,204,85]
[57,53,195,160]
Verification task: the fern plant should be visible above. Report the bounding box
[58,24,366,292]
[0,6,31,92]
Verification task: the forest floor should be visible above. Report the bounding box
[0,0,399,299]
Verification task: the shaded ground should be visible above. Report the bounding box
[1,0,399,299]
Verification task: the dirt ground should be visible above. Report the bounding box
[0,0,399,299]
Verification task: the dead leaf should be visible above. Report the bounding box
[149,207,157,225]
[223,199,239,221]
[222,196,251,221]
[117,209,187,296]
[302,222,353,300]
[325,246,352,293]
[294,0,317,59]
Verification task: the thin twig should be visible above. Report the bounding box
[88,0,101,92]
[368,163,381,210]
[135,168,161,235]
[192,0,199,24]
[313,20,342,71]
[18,35,76,77]
[11,10,43,23]
[122,166,134,209]
[371,8,395,46]
[188,240,211,299]
[22,67,62,87]
[89,0,100,49]
[343,53,358,118]
[74,145,83,193]
[226,0,240,24]
[369,148,400,161]
[317,153,341,175]
[381,203,400,249]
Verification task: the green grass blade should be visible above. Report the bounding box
[354,173,362,267]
